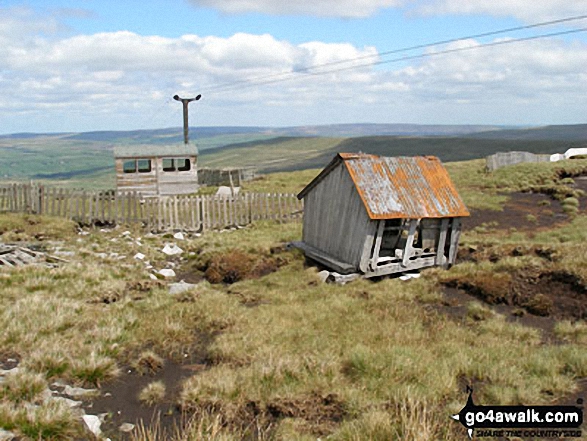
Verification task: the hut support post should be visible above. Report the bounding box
[401,219,419,268]
[359,222,377,273]
[435,218,449,267]
[368,220,386,270]
[448,218,462,265]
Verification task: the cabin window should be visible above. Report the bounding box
[162,158,175,172]
[161,158,191,172]
[177,158,190,171]
[123,160,136,173]
[137,159,152,173]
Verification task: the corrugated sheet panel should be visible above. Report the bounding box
[114,143,198,158]
[341,153,469,219]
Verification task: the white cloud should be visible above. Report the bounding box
[186,0,587,21]
[0,6,586,132]
[415,0,587,22]
[188,0,404,18]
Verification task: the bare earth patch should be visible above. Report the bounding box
[463,192,568,232]
[88,332,217,439]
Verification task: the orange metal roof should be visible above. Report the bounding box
[298,153,470,219]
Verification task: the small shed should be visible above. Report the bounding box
[296,153,470,277]
[114,144,198,196]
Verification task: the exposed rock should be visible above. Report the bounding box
[51,380,67,389]
[63,385,98,398]
[317,270,330,283]
[399,272,421,281]
[0,367,19,376]
[216,186,240,197]
[52,396,83,408]
[119,423,135,433]
[173,232,185,240]
[329,272,361,285]
[0,429,16,441]
[158,268,176,278]
[169,281,198,295]
[134,253,146,260]
[162,243,183,256]
[82,415,102,438]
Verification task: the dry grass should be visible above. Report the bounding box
[1,158,587,439]
[138,381,166,406]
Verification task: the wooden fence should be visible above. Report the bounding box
[0,184,303,232]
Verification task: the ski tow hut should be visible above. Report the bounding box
[114,143,199,197]
[296,153,470,277]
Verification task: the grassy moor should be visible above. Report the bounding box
[1,157,587,440]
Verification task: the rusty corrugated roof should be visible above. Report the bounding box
[298,153,469,219]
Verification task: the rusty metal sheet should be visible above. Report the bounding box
[340,153,470,219]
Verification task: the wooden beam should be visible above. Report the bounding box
[359,221,378,273]
[401,219,419,267]
[365,256,436,278]
[435,218,449,267]
[369,220,386,271]
[448,218,462,265]
[292,241,356,274]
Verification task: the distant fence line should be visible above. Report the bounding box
[486,151,551,172]
[198,167,257,187]
[0,184,303,232]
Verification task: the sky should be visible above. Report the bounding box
[0,0,586,134]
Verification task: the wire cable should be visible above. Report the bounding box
[203,26,587,95]
[198,14,587,95]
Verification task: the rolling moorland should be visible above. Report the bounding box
[1,146,587,439]
[0,123,586,189]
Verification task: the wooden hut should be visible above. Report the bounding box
[296,153,470,278]
[114,144,198,196]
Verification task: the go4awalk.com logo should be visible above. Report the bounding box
[451,388,583,439]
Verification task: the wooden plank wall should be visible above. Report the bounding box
[0,184,303,232]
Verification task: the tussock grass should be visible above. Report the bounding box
[70,352,120,387]
[555,321,587,344]
[2,158,587,439]
[134,351,164,375]
[131,409,243,441]
[138,381,166,406]
[0,370,47,404]
[18,400,79,440]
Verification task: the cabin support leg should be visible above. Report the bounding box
[448,218,462,265]
[360,222,378,273]
[435,218,449,268]
[401,219,419,268]
[368,220,386,271]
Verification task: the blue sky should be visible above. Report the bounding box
[0,0,586,133]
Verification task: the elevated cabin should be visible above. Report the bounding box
[114,144,198,196]
[296,153,470,278]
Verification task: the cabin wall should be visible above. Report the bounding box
[302,163,373,270]
[115,156,198,196]
[157,156,198,196]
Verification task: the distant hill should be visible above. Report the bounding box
[471,124,587,141]
[0,123,507,143]
[200,135,582,173]
[1,123,586,189]
[267,123,506,137]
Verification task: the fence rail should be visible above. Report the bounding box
[0,184,303,232]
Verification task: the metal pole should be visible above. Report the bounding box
[173,94,201,144]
